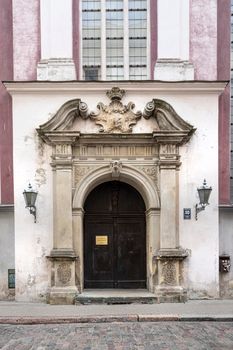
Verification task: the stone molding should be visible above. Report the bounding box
[154,59,194,81]
[37,59,76,81]
[72,163,160,210]
[0,204,14,212]
[154,248,189,261]
[37,87,195,147]
[5,81,227,95]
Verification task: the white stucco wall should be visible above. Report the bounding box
[8,82,222,301]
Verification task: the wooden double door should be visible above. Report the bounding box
[84,181,146,289]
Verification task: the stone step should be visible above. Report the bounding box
[75,289,158,305]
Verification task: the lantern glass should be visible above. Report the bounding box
[197,180,212,206]
[23,184,38,207]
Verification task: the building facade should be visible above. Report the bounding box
[0,0,232,304]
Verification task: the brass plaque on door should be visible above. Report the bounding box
[96,236,108,245]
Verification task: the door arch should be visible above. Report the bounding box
[84,181,146,288]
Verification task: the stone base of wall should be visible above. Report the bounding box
[37,59,76,81]
[154,59,194,81]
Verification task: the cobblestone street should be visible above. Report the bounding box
[0,322,233,350]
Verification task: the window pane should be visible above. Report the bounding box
[81,0,148,80]
[82,1,101,78]
[106,0,123,10]
[129,0,147,10]
[128,1,147,80]
[82,0,101,11]
[106,2,124,78]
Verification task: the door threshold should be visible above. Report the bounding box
[75,289,157,305]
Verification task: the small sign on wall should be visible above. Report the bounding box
[96,236,108,245]
[183,208,191,220]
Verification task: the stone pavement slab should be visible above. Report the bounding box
[0,300,233,324]
[0,322,233,350]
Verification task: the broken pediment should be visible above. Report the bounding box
[143,99,193,132]
[37,87,195,145]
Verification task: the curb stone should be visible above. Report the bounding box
[0,314,233,324]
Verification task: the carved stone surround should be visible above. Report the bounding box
[37,87,195,304]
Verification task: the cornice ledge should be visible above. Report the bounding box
[0,204,14,212]
[154,248,189,260]
[37,131,80,145]
[47,249,78,261]
[153,130,195,145]
[3,81,228,95]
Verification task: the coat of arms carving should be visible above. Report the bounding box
[90,87,141,133]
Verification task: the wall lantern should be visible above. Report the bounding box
[23,183,38,223]
[195,179,212,220]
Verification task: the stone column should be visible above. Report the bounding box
[154,0,194,80]
[146,208,160,293]
[155,144,188,302]
[37,0,76,80]
[48,143,78,304]
[73,208,84,293]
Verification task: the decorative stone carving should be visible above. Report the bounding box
[110,161,122,179]
[143,99,191,131]
[57,263,72,285]
[138,166,158,182]
[162,261,176,286]
[143,99,195,145]
[90,87,141,133]
[160,144,178,155]
[38,99,88,134]
[74,166,92,185]
[37,89,195,147]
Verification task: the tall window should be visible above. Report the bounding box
[82,0,149,80]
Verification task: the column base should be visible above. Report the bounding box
[47,250,78,304]
[154,247,189,302]
[48,286,78,305]
[154,285,187,303]
[154,59,194,81]
[37,58,76,81]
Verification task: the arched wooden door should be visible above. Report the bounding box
[84,181,146,288]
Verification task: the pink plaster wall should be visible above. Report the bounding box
[190,0,217,80]
[217,0,231,204]
[150,0,157,79]
[73,0,80,79]
[13,0,40,80]
[0,0,14,203]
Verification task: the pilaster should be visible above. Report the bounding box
[154,0,194,80]
[48,142,78,304]
[37,0,76,80]
[154,143,188,301]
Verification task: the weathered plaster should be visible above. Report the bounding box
[13,0,40,80]
[73,0,80,80]
[217,0,231,204]
[0,0,13,203]
[150,0,157,78]
[190,0,217,80]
